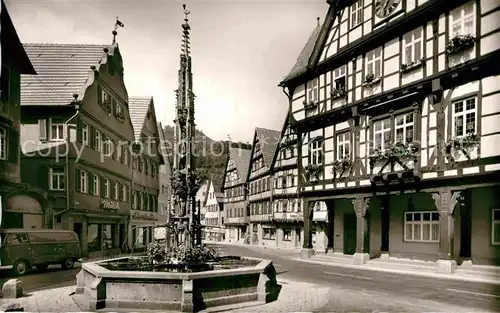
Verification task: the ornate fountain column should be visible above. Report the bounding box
[169,4,202,249]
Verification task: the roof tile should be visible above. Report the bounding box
[21,43,113,106]
[255,127,281,171]
[129,97,152,141]
[229,147,252,185]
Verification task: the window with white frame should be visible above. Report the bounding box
[0,127,6,160]
[122,184,127,201]
[366,47,382,78]
[333,65,347,94]
[113,181,119,200]
[404,211,440,242]
[101,89,109,104]
[452,97,476,138]
[403,27,423,64]
[93,175,100,196]
[450,2,475,37]
[309,139,323,165]
[49,168,65,190]
[307,79,318,103]
[493,209,500,245]
[373,119,391,151]
[337,132,350,160]
[395,112,414,143]
[95,130,101,151]
[50,121,65,141]
[103,136,111,155]
[123,146,128,165]
[82,123,89,145]
[350,0,363,28]
[80,170,88,193]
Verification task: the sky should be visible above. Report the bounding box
[6,0,328,143]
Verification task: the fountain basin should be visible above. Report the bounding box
[74,256,277,312]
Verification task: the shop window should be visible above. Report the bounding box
[404,211,440,242]
[262,228,276,240]
[87,224,101,252]
[102,224,114,249]
[493,209,500,245]
[283,230,292,241]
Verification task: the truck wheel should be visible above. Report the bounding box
[13,260,29,276]
[61,259,74,269]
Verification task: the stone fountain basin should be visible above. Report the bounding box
[74,256,277,312]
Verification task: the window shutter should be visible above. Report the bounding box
[76,118,82,142]
[8,128,19,165]
[38,119,47,141]
[90,126,95,149]
[100,177,106,197]
[97,85,102,105]
[88,173,94,195]
[37,165,49,189]
[75,168,81,192]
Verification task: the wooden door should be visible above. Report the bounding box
[343,213,356,255]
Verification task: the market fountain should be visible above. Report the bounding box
[73,5,277,312]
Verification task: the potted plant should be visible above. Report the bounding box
[304,164,323,181]
[446,34,476,55]
[362,73,381,87]
[332,156,352,178]
[400,58,426,73]
[331,85,346,99]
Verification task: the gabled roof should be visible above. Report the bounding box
[270,113,291,171]
[129,97,152,141]
[1,0,36,74]
[254,127,281,170]
[279,23,322,86]
[228,146,252,185]
[21,43,117,106]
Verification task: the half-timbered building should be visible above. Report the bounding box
[223,144,252,244]
[247,127,280,247]
[270,115,304,249]
[280,0,500,269]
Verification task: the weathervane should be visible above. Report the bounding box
[112,16,125,44]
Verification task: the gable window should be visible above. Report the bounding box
[50,120,65,141]
[366,47,382,78]
[101,89,110,104]
[350,0,363,28]
[49,168,65,190]
[0,127,6,160]
[336,132,350,160]
[403,27,423,64]
[493,209,500,245]
[404,212,439,242]
[93,175,100,196]
[82,123,89,145]
[95,130,101,152]
[80,170,88,193]
[307,79,318,103]
[103,136,111,155]
[373,118,391,152]
[309,139,323,165]
[452,97,476,138]
[395,113,414,143]
[450,2,475,37]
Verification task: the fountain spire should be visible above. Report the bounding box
[170,4,201,248]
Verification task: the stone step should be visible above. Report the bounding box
[369,257,438,266]
[311,253,354,264]
[366,259,437,272]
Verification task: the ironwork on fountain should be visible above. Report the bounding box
[169,4,202,249]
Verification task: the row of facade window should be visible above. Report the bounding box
[224,185,244,199]
[274,173,295,189]
[75,168,128,201]
[250,201,272,215]
[251,156,265,172]
[206,204,220,213]
[204,218,221,226]
[261,228,298,242]
[306,2,475,105]
[307,96,477,166]
[224,162,240,184]
[131,190,158,212]
[273,199,301,213]
[227,207,246,218]
[249,176,271,195]
[98,85,126,122]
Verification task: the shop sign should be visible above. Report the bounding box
[101,200,120,211]
[132,211,158,221]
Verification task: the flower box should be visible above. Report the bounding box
[400,58,425,73]
[330,87,346,100]
[446,34,475,55]
[331,156,352,179]
[304,164,323,181]
[368,141,420,170]
[303,100,318,110]
[362,73,381,88]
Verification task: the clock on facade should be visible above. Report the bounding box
[375,0,402,18]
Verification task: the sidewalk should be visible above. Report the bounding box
[213,241,500,285]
